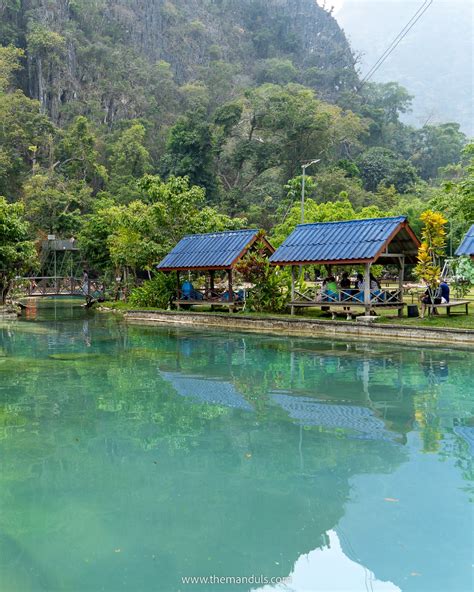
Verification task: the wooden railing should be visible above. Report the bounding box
[292,287,403,306]
[12,277,99,298]
[176,287,246,303]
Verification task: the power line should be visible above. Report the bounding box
[358,0,433,89]
[361,0,430,83]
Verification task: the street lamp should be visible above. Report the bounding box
[301,159,320,224]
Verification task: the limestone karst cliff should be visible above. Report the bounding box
[1,0,357,124]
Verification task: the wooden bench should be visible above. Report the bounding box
[290,300,406,319]
[424,299,470,316]
[175,299,244,311]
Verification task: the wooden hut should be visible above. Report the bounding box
[157,229,274,311]
[269,216,420,317]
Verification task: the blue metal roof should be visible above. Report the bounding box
[270,216,411,265]
[455,224,474,257]
[157,229,259,270]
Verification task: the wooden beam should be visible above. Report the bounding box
[364,262,371,316]
[176,270,180,310]
[228,269,233,313]
[398,255,405,318]
[209,270,215,298]
[270,258,373,267]
[291,266,296,316]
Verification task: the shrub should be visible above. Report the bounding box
[453,256,474,297]
[236,242,290,313]
[128,273,175,309]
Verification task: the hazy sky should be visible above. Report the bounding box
[318,0,468,18]
[326,0,473,133]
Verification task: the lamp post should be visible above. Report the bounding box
[301,159,320,224]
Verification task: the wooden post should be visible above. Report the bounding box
[398,256,405,318]
[291,265,296,316]
[364,262,371,316]
[209,270,215,298]
[176,270,180,310]
[228,268,233,313]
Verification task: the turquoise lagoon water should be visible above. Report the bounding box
[0,299,473,592]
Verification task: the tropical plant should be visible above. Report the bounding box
[414,210,448,296]
[236,240,290,312]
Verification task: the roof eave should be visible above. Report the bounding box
[270,258,374,267]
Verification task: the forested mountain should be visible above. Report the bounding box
[0,0,472,287]
[1,0,357,125]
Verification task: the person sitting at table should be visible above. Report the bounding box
[322,275,339,302]
[370,273,381,290]
[420,278,450,318]
[339,271,352,310]
[355,273,364,290]
[221,289,243,302]
[340,272,351,290]
[439,278,450,303]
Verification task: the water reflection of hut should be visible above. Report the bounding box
[271,393,396,440]
[160,371,254,411]
[453,426,474,456]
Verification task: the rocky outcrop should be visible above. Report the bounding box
[1,0,357,124]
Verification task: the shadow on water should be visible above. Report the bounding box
[0,299,472,591]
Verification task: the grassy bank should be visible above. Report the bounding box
[100,300,474,330]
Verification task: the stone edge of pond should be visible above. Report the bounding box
[118,310,474,346]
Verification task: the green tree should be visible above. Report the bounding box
[161,110,219,201]
[271,196,385,247]
[357,147,419,193]
[55,116,107,188]
[79,175,245,280]
[215,84,365,216]
[412,123,466,181]
[341,81,413,151]
[77,197,116,273]
[256,58,298,85]
[0,198,37,303]
[22,172,92,234]
[108,122,152,201]
[429,143,474,251]
[0,45,22,92]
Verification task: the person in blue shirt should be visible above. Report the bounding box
[420,278,450,318]
[438,279,450,303]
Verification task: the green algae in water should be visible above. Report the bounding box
[0,299,473,592]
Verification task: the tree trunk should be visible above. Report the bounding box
[0,278,11,305]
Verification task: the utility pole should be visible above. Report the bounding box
[301,159,320,224]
